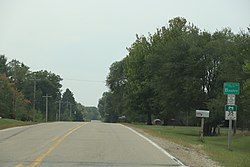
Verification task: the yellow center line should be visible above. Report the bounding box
[28,123,87,167]
[51,136,59,142]
[15,163,24,167]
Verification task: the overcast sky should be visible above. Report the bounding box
[0,0,249,106]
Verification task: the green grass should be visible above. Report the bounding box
[127,124,250,167]
[0,118,34,130]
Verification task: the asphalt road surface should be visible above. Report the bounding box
[0,121,183,167]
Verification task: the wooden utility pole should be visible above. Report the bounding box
[56,100,62,121]
[43,94,52,122]
[31,78,41,110]
[66,101,72,118]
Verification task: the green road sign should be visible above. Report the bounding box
[225,105,237,111]
[224,82,240,95]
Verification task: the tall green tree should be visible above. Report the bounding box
[23,70,63,121]
[61,88,77,121]
[106,61,127,122]
[98,92,118,123]
[99,17,250,134]
[8,59,30,91]
[0,75,30,120]
[0,55,8,75]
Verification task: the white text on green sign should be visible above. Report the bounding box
[224,82,240,95]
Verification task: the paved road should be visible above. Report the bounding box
[0,121,182,167]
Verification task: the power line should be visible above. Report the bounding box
[63,78,105,83]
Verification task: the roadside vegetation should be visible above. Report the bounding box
[0,118,34,130]
[98,16,250,166]
[129,124,250,167]
[0,55,100,124]
[98,17,250,135]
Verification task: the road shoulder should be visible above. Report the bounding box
[126,124,221,167]
[0,118,36,130]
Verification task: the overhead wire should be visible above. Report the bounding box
[63,78,105,83]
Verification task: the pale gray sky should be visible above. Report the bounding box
[0,0,249,106]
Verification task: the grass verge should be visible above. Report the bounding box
[0,118,35,130]
[126,124,250,167]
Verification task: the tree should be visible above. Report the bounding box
[0,75,30,120]
[84,106,100,120]
[125,35,156,124]
[0,55,8,75]
[98,92,118,123]
[106,61,127,121]
[99,17,250,134]
[61,88,77,121]
[7,59,30,91]
[22,70,63,121]
[75,103,86,121]
[0,55,84,123]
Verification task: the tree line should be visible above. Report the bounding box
[0,55,98,122]
[98,17,250,135]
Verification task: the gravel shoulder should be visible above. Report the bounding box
[128,125,222,167]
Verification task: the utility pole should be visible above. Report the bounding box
[30,78,41,110]
[43,94,52,122]
[56,100,62,121]
[70,103,72,117]
[13,61,17,116]
[0,81,3,115]
[66,101,72,118]
[33,80,36,110]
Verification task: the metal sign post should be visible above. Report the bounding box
[225,104,237,150]
[228,117,232,150]
[224,82,239,150]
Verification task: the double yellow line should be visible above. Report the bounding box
[16,123,87,167]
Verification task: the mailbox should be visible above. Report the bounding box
[196,110,209,118]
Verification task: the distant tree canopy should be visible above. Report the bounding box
[0,55,90,122]
[98,17,250,134]
[84,106,100,120]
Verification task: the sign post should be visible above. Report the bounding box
[201,117,204,141]
[228,117,232,150]
[224,82,239,150]
[196,110,209,142]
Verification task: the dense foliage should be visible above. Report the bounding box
[98,17,250,135]
[84,106,100,120]
[0,55,94,122]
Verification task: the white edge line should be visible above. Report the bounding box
[0,123,40,132]
[120,124,187,167]
[0,122,83,132]
[0,122,53,132]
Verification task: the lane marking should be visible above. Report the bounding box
[51,136,59,142]
[28,123,87,167]
[0,122,55,132]
[15,163,24,167]
[120,124,187,167]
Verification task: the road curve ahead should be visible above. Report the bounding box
[0,121,182,167]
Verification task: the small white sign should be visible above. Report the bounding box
[196,110,209,118]
[227,94,236,105]
[225,111,237,120]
